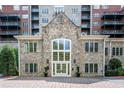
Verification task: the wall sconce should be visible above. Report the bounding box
[46,59,49,64]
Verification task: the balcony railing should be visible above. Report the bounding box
[0,14,19,17]
[103,12,124,16]
[32,16,39,20]
[81,16,90,20]
[0,22,20,26]
[102,21,124,25]
[81,24,90,28]
[81,8,90,11]
[0,31,20,35]
[101,30,124,34]
[32,25,39,29]
[31,9,39,12]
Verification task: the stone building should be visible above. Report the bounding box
[15,13,124,77]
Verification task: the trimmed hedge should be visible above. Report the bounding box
[105,70,124,76]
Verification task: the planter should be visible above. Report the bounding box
[76,73,81,77]
[44,72,48,77]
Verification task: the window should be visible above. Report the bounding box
[120,48,123,56]
[102,5,109,9]
[90,42,93,52]
[22,6,29,10]
[42,18,48,23]
[95,43,98,52]
[54,6,64,13]
[30,63,33,73]
[112,47,115,56]
[93,5,100,9]
[93,13,100,17]
[52,39,71,62]
[105,47,108,56]
[85,63,98,73]
[94,64,98,73]
[93,22,100,26]
[22,14,29,19]
[85,42,98,53]
[34,63,37,72]
[25,63,38,73]
[116,48,119,56]
[72,8,78,14]
[90,64,93,73]
[42,8,48,14]
[13,5,20,10]
[85,64,88,73]
[85,42,89,52]
[25,42,38,53]
[112,47,123,56]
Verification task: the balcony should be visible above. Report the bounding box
[81,16,90,20]
[103,12,124,16]
[0,31,20,35]
[32,25,39,29]
[31,8,39,12]
[81,24,90,28]
[102,21,124,26]
[0,14,19,17]
[101,30,124,35]
[32,16,39,20]
[81,8,90,12]
[0,22,20,26]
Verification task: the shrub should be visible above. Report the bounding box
[0,45,18,76]
[105,70,124,76]
[109,58,122,70]
[105,70,119,76]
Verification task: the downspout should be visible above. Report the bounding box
[103,36,106,77]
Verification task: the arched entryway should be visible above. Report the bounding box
[52,38,71,77]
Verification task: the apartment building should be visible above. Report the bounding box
[0,5,30,47]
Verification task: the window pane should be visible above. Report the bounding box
[56,64,61,73]
[34,63,37,72]
[105,47,108,56]
[53,52,58,61]
[90,64,93,73]
[29,42,33,52]
[62,64,66,73]
[116,48,119,56]
[65,52,70,61]
[120,48,123,56]
[68,63,70,75]
[59,52,64,61]
[34,42,37,52]
[90,43,93,52]
[94,64,98,73]
[30,63,33,73]
[85,64,88,73]
[25,42,28,53]
[95,43,98,52]
[53,41,58,50]
[59,40,64,50]
[85,42,89,52]
[112,47,115,56]
[65,40,70,50]
[25,64,28,72]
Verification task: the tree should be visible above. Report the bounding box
[0,45,17,76]
[109,58,122,70]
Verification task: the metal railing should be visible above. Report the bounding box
[101,30,124,34]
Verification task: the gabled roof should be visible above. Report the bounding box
[44,12,80,28]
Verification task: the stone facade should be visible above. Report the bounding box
[15,13,124,77]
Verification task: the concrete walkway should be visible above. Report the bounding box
[0,76,124,88]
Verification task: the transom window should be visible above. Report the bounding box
[52,39,71,61]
